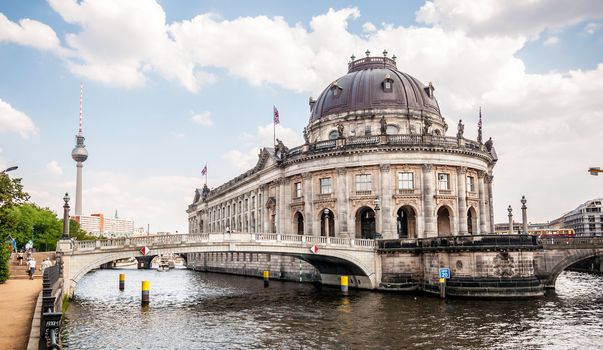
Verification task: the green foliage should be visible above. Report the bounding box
[0,173,29,209]
[0,203,96,251]
[0,243,10,282]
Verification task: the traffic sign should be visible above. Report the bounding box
[439,268,450,279]
[309,245,319,254]
[140,246,150,256]
[439,278,445,284]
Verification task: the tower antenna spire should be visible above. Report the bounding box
[79,82,83,134]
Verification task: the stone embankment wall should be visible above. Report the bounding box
[380,250,544,297]
[187,252,320,283]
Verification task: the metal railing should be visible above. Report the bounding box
[41,265,61,349]
[539,236,603,249]
[378,234,540,251]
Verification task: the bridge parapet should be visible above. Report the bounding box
[68,233,376,254]
[539,236,603,249]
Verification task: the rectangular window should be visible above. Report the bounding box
[589,216,595,222]
[294,182,302,198]
[397,172,414,190]
[355,174,372,192]
[320,178,332,194]
[466,176,475,192]
[245,199,248,211]
[251,196,255,209]
[438,173,450,190]
[589,223,596,231]
[365,125,372,136]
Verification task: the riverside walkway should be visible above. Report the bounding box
[0,279,41,350]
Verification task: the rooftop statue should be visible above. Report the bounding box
[457,119,464,139]
[380,116,387,135]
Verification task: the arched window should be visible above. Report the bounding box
[328,130,339,140]
[330,82,343,97]
[386,125,399,135]
[382,74,394,93]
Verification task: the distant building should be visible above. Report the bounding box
[494,222,549,234]
[550,198,603,236]
[75,213,135,237]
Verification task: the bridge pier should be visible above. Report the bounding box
[135,256,155,269]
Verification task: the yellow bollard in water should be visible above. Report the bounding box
[263,270,270,288]
[141,280,150,305]
[119,273,125,291]
[340,275,349,295]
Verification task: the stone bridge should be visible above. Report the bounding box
[56,233,378,298]
[56,234,603,298]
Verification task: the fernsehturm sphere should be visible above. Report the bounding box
[71,83,88,216]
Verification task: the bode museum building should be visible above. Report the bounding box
[188,53,498,240]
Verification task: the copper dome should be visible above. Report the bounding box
[310,56,440,122]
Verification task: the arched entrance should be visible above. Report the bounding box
[320,209,335,237]
[397,205,417,238]
[355,207,376,239]
[294,211,304,235]
[437,206,452,236]
[467,207,478,235]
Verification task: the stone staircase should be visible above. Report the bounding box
[9,252,56,280]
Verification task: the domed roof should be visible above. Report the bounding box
[310,56,440,122]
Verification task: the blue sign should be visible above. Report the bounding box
[439,268,450,279]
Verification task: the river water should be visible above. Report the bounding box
[62,269,603,350]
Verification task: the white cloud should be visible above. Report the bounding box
[362,22,377,33]
[0,98,38,138]
[27,170,201,233]
[416,0,603,38]
[190,111,213,126]
[544,36,560,46]
[46,161,63,176]
[585,22,601,34]
[0,13,61,50]
[222,123,304,171]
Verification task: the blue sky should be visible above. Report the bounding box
[1,0,603,232]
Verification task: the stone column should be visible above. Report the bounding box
[456,167,468,235]
[521,195,528,234]
[422,164,435,238]
[278,178,286,234]
[302,172,313,235]
[324,209,330,237]
[283,179,292,235]
[478,171,487,234]
[336,168,348,236]
[261,185,269,233]
[507,205,513,235]
[486,175,495,233]
[380,164,393,238]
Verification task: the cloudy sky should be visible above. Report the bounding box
[1,0,602,233]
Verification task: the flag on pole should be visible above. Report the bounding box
[273,106,280,124]
[201,164,207,176]
[477,107,483,144]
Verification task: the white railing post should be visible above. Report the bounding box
[95,240,101,249]
[350,238,355,247]
[302,235,306,243]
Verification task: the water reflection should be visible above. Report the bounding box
[62,269,603,349]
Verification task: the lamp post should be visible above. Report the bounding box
[521,196,528,235]
[589,167,603,176]
[61,193,70,240]
[374,198,381,239]
[1,166,18,174]
[507,205,513,235]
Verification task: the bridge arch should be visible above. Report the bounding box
[62,240,377,297]
[541,249,603,288]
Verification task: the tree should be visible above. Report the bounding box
[0,243,9,283]
[0,173,29,209]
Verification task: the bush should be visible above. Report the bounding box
[0,243,10,283]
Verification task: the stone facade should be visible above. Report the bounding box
[187,56,498,241]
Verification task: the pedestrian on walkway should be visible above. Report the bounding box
[27,258,36,280]
[16,251,23,265]
[40,258,52,275]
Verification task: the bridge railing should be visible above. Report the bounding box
[539,236,603,248]
[378,234,540,250]
[71,233,378,253]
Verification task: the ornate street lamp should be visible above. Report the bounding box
[61,193,71,239]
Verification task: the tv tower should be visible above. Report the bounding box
[71,83,88,216]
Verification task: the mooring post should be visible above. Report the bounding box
[340,276,349,295]
[439,278,446,299]
[119,273,125,291]
[263,270,269,288]
[141,280,150,305]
